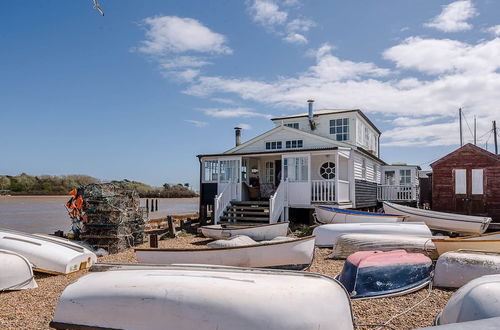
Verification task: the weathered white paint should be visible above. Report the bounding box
[136,236,316,269]
[437,274,500,325]
[433,233,500,255]
[314,206,406,224]
[0,229,96,274]
[312,222,432,247]
[383,202,491,234]
[471,169,484,195]
[455,169,467,194]
[51,264,355,330]
[0,249,37,291]
[200,222,289,241]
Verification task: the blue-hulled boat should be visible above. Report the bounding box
[314,205,406,224]
[337,250,432,299]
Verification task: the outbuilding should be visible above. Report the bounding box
[431,143,500,221]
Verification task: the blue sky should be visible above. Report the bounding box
[1,0,499,188]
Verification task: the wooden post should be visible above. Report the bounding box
[151,199,154,212]
[459,108,463,146]
[494,120,498,155]
[155,199,158,211]
[474,116,477,145]
[149,234,158,248]
[146,199,149,210]
[167,216,176,237]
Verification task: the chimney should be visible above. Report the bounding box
[234,127,242,146]
[307,99,314,120]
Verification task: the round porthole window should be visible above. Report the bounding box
[319,162,336,180]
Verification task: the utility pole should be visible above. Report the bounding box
[459,108,463,146]
[473,116,477,145]
[494,120,498,155]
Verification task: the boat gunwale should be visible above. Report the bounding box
[317,206,406,218]
[0,228,85,253]
[202,222,290,231]
[383,202,491,224]
[432,231,500,241]
[135,235,315,252]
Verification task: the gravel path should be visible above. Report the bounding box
[0,233,454,329]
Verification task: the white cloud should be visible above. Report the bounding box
[424,0,478,32]
[160,56,212,69]
[138,16,232,55]
[185,120,208,127]
[210,97,238,105]
[284,33,307,44]
[391,116,443,127]
[176,69,200,82]
[484,25,500,36]
[237,123,252,130]
[249,0,288,27]
[201,107,272,119]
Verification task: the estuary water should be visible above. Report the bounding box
[0,196,199,234]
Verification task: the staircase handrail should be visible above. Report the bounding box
[269,180,287,224]
[214,181,233,224]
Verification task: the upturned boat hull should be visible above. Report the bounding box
[50,264,355,330]
[432,232,500,256]
[383,201,491,234]
[434,251,500,288]
[0,228,97,274]
[315,206,405,224]
[136,236,315,270]
[0,249,37,291]
[200,222,289,241]
[313,222,432,247]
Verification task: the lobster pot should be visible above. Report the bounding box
[331,234,437,259]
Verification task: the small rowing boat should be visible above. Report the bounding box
[436,274,500,325]
[51,264,355,330]
[0,228,97,274]
[0,249,37,291]
[314,206,406,224]
[337,250,432,299]
[136,236,315,270]
[383,201,491,234]
[433,250,500,288]
[432,232,500,256]
[200,222,289,241]
[417,316,500,329]
[331,233,437,259]
[313,222,432,247]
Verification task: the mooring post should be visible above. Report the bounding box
[155,199,158,211]
[146,199,149,211]
[150,234,158,248]
[167,216,176,237]
[151,199,154,212]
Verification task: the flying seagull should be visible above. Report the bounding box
[92,0,105,16]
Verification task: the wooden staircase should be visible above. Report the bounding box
[218,201,270,224]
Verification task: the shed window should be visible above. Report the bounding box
[285,123,299,129]
[472,169,484,195]
[330,118,349,141]
[203,160,218,182]
[455,169,466,194]
[399,170,411,186]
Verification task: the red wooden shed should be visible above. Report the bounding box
[431,143,500,221]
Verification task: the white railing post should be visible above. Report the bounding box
[269,180,287,224]
[377,184,418,202]
[213,181,234,224]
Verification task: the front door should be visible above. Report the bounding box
[218,158,242,201]
[453,168,486,215]
[275,160,282,186]
[283,154,310,206]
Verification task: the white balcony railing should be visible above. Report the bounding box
[213,182,233,224]
[377,185,417,201]
[269,180,287,224]
[311,180,335,203]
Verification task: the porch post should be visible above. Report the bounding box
[335,152,340,203]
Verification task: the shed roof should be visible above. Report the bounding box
[431,143,500,167]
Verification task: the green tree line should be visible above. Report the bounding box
[0,174,197,198]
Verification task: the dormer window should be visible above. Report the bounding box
[330,118,349,141]
[285,123,299,129]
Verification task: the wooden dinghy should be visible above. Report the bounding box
[200,222,289,241]
[383,201,491,234]
[337,250,432,299]
[0,249,37,291]
[434,250,500,288]
[314,205,406,224]
[432,232,500,256]
[136,236,315,270]
[0,228,97,274]
[50,264,354,330]
[331,233,437,259]
[313,222,432,247]
[436,274,500,325]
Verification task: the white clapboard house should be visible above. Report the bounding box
[197,101,418,224]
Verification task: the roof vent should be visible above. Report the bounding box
[234,127,242,147]
[307,99,316,130]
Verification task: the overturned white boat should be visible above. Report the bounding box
[418,317,500,329]
[51,264,354,330]
[433,250,500,288]
[313,222,432,247]
[136,236,315,270]
[0,249,37,291]
[383,201,491,234]
[0,228,97,274]
[436,274,500,325]
[200,222,289,241]
[314,205,406,224]
[432,232,500,256]
[331,233,437,259]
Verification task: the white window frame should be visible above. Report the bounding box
[284,156,308,182]
[330,118,349,141]
[265,141,282,150]
[399,169,411,186]
[472,169,484,195]
[455,169,467,194]
[384,170,396,185]
[263,161,275,184]
[202,160,218,183]
[219,159,240,183]
[285,123,299,129]
[285,140,303,149]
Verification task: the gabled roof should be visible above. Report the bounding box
[222,124,353,154]
[271,109,382,135]
[431,143,500,167]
